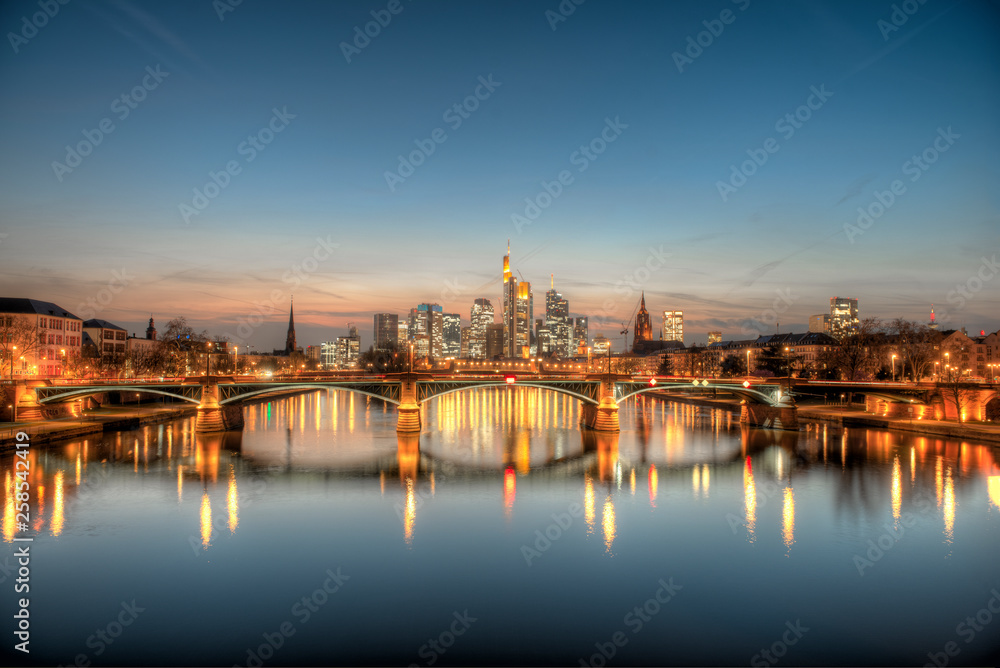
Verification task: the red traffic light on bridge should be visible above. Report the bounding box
[742,380,751,388]
[505,374,516,385]
[649,378,657,386]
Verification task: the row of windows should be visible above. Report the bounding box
[37,317,82,331]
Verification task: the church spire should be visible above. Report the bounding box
[285,296,297,354]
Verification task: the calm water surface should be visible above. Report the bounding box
[3,389,999,666]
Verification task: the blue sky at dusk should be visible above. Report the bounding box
[1,0,998,350]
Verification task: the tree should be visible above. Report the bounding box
[613,354,641,375]
[160,317,209,376]
[0,314,41,379]
[821,317,885,381]
[940,379,979,423]
[358,341,409,374]
[888,318,937,381]
[754,346,786,376]
[720,354,745,378]
[655,354,673,376]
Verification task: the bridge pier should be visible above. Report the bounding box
[10,383,44,422]
[196,381,244,433]
[740,396,798,430]
[580,378,619,432]
[396,376,421,433]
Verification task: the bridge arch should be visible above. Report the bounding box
[217,384,401,406]
[417,381,599,406]
[615,382,781,406]
[36,386,202,405]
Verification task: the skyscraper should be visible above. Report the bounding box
[633,292,652,351]
[469,298,494,359]
[707,331,722,344]
[829,297,859,339]
[501,242,532,358]
[662,310,683,343]
[486,323,505,360]
[409,304,444,358]
[808,314,830,334]
[442,313,461,358]
[374,313,399,350]
[574,317,589,355]
[545,275,571,357]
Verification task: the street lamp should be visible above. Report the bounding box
[206,342,213,376]
[891,354,897,382]
[745,349,751,377]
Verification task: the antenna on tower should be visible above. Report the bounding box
[506,239,510,256]
[551,273,554,289]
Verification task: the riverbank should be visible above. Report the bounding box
[0,387,324,448]
[649,392,1000,445]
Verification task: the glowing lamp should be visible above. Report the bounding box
[742,380,751,388]
[505,374,516,385]
[649,378,657,386]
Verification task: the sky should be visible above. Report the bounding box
[1,0,998,351]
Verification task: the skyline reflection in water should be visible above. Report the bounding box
[1,388,999,666]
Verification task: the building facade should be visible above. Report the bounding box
[662,310,683,343]
[0,298,83,378]
[829,297,859,339]
[469,298,494,359]
[374,313,399,351]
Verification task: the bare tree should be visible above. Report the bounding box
[0,314,41,379]
[940,379,979,423]
[821,317,884,381]
[888,318,937,381]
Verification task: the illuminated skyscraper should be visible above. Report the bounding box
[516,281,533,358]
[442,313,461,358]
[707,331,722,344]
[502,242,532,358]
[633,292,652,351]
[470,298,494,359]
[662,310,683,343]
[545,275,571,357]
[409,304,443,358]
[574,317,589,354]
[829,297,859,339]
[373,313,398,350]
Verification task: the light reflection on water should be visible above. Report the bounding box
[1,388,999,666]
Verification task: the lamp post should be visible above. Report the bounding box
[234,346,238,375]
[205,342,212,376]
[746,349,751,377]
[891,354,897,382]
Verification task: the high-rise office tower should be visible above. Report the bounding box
[486,323,505,359]
[470,298,494,359]
[574,317,589,355]
[442,313,461,358]
[516,281,532,358]
[397,320,408,344]
[460,326,472,358]
[808,314,830,334]
[545,275,571,357]
[662,310,684,343]
[829,297,859,339]
[408,304,443,358]
[633,292,652,351]
[502,242,518,357]
[373,313,398,350]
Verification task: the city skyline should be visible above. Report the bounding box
[1,1,998,350]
